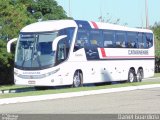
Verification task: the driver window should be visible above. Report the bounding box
[56,39,67,65]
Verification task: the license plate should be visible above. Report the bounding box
[28,80,36,85]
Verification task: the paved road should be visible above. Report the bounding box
[143,77,160,82]
[0,87,160,114]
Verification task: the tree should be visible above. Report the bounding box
[152,22,160,72]
[0,0,70,40]
[0,0,70,84]
[152,22,160,57]
[17,0,70,20]
[0,0,36,40]
[0,40,14,84]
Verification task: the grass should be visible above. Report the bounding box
[0,85,32,91]
[0,81,160,99]
[154,73,160,77]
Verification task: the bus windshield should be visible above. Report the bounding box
[15,32,58,69]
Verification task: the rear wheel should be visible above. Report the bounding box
[73,71,83,87]
[137,69,143,82]
[128,69,136,83]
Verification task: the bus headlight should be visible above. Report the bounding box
[14,71,19,76]
[45,68,60,77]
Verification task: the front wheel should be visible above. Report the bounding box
[73,71,83,87]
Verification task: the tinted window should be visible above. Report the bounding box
[75,29,153,51]
[89,30,102,47]
[74,29,89,51]
[146,33,153,48]
[127,32,137,48]
[143,33,147,48]
[116,32,126,48]
[138,33,144,48]
[59,28,74,47]
[56,39,67,65]
[103,30,114,48]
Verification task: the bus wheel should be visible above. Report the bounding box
[128,69,136,83]
[137,69,143,82]
[73,71,83,87]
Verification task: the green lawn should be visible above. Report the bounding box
[154,73,160,77]
[0,85,32,91]
[0,81,160,99]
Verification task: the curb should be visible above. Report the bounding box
[0,88,35,94]
[0,90,16,94]
[0,84,160,105]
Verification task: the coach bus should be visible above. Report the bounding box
[7,20,154,87]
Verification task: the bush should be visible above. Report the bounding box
[155,57,160,73]
[0,40,14,85]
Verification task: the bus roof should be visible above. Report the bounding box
[21,20,77,33]
[21,20,153,33]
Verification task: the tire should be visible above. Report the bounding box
[137,69,143,82]
[128,69,136,83]
[73,71,83,87]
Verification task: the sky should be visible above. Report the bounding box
[57,0,160,28]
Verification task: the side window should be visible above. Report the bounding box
[74,29,89,52]
[146,33,153,48]
[127,32,137,48]
[56,39,67,65]
[59,27,75,56]
[89,30,102,47]
[103,30,114,48]
[59,28,74,45]
[116,32,126,48]
[138,33,146,48]
[143,33,147,48]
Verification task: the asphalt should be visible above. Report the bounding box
[0,84,160,105]
[0,87,160,114]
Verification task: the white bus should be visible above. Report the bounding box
[8,20,155,87]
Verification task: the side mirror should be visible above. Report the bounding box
[7,38,17,53]
[52,35,67,51]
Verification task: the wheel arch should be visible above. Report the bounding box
[75,69,83,77]
[129,67,136,73]
[138,67,143,71]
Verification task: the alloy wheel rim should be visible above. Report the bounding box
[74,75,80,87]
[129,72,134,82]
